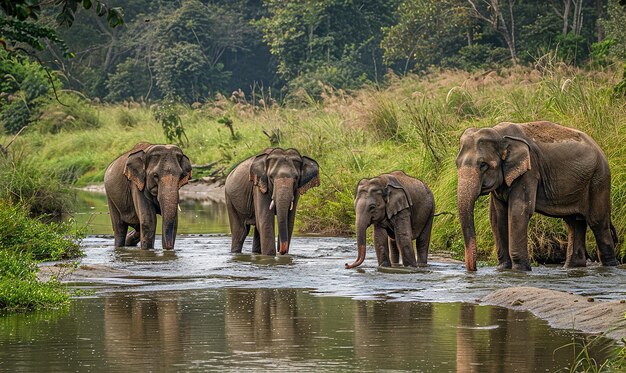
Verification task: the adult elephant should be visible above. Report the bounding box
[345,171,434,269]
[104,143,192,250]
[225,148,320,255]
[456,121,618,271]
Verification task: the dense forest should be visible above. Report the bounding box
[2,0,626,133]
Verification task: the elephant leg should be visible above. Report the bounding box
[125,224,141,246]
[589,220,618,266]
[415,215,433,266]
[393,211,417,267]
[373,226,391,267]
[490,196,511,269]
[227,198,248,253]
[388,237,400,265]
[107,198,128,247]
[256,209,276,256]
[230,221,250,254]
[564,216,587,267]
[507,180,536,271]
[251,226,261,254]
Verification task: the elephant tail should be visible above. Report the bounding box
[610,223,618,247]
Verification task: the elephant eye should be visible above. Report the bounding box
[480,162,489,171]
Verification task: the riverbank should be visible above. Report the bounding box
[81,178,226,204]
[482,287,626,341]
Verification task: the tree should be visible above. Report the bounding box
[257,0,398,96]
[465,0,518,64]
[382,0,468,74]
[0,0,123,57]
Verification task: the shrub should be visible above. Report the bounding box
[0,201,83,260]
[0,250,70,313]
[153,95,188,146]
[0,53,55,134]
[35,94,101,134]
[0,153,74,217]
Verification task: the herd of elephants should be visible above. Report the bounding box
[103,121,620,272]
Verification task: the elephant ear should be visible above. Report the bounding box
[502,136,531,186]
[385,175,412,219]
[124,149,147,191]
[179,154,193,189]
[298,156,320,195]
[250,153,269,194]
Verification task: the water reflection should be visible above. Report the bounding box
[224,288,317,355]
[103,293,186,371]
[114,246,179,262]
[71,190,229,234]
[0,288,617,371]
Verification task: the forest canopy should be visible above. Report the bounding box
[1,0,626,108]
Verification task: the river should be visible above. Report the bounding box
[0,190,623,371]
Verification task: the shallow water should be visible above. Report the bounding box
[1,191,624,371]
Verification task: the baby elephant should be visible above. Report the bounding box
[104,143,192,250]
[346,171,434,269]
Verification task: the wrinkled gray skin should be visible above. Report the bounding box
[345,171,435,269]
[456,121,618,272]
[225,148,320,255]
[104,143,192,250]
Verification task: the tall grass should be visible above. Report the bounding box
[7,65,625,262]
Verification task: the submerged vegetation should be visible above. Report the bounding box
[4,64,625,264]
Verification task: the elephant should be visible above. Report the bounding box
[456,121,618,271]
[345,171,435,269]
[104,143,192,250]
[224,147,320,255]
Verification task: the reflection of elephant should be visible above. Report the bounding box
[224,148,320,255]
[456,121,618,271]
[224,288,317,355]
[346,171,434,268]
[104,143,192,250]
[104,294,184,370]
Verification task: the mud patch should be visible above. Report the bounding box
[521,121,582,143]
[481,286,626,340]
[37,263,132,282]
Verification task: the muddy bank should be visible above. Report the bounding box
[481,286,626,340]
[81,178,226,204]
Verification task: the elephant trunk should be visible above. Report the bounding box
[457,167,481,271]
[346,208,369,269]
[273,178,295,255]
[158,175,180,250]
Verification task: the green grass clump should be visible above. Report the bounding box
[0,201,83,260]
[0,153,74,217]
[0,250,69,313]
[0,201,83,313]
[7,65,626,263]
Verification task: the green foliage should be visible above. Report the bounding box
[154,42,230,102]
[258,0,397,95]
[0,53,55,134]
[0,201,83,260]
[453,44,510,71]
[0,153,74,217]
[555,33,587,65]
[105,58,153,102]
[35,94,101,134]
[602,1,626,60]
[152,95,188,146]
[381,0,467,73]
[590,39,617,66]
